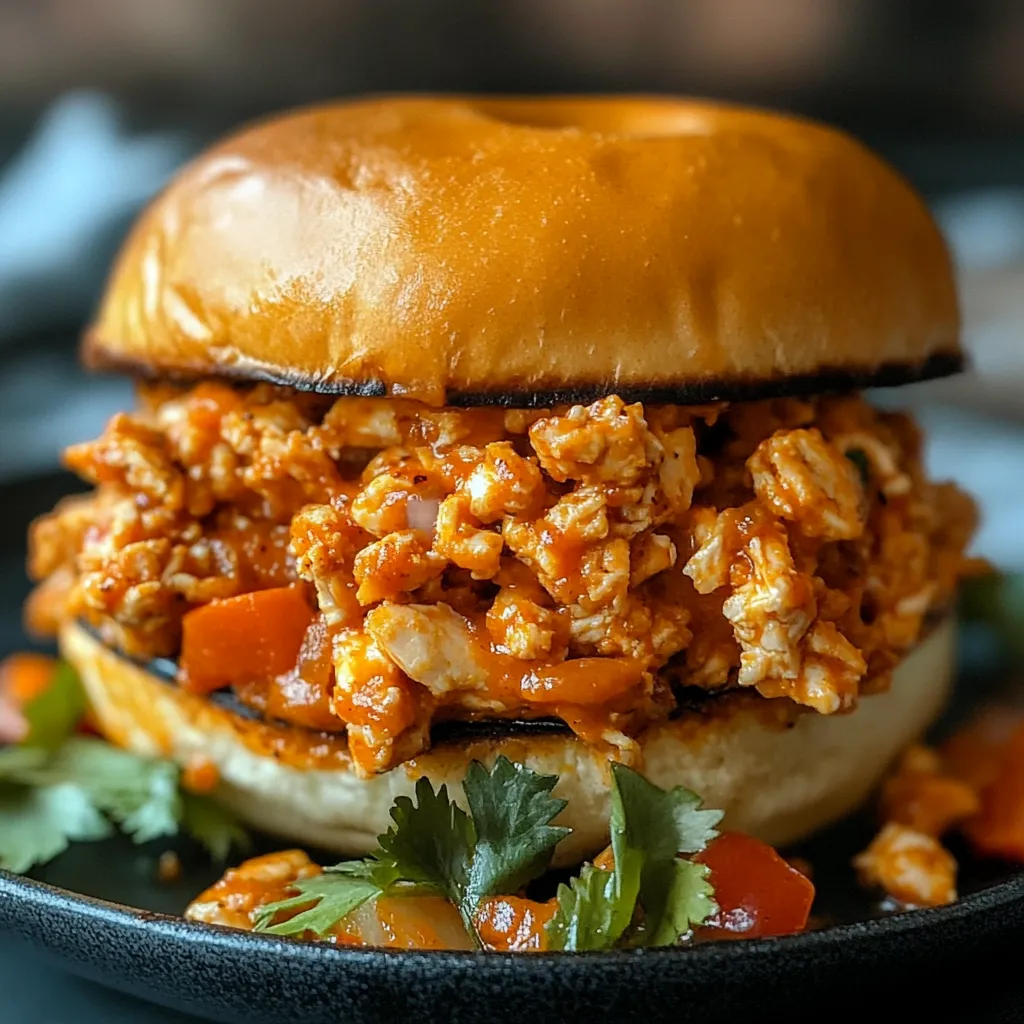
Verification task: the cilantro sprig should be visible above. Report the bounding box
[545,763,721,950]
[255,758,569,947]
[254,758,722,951]
[0,662,247,873]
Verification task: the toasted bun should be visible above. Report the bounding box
[85,96,961,406]
[61,617,954,864]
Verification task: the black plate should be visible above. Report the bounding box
[1,799,1023,1024]
[2,851,1024,1024]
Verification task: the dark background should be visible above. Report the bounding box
[0,1,1022,1020]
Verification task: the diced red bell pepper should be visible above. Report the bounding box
[962,722,1024,861]
[693,831,815,940]
[179,586,314,694]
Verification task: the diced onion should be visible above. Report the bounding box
[406,497,440,536]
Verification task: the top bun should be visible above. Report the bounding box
[86,96,961,406]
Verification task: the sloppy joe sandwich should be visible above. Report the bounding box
[27,96,977,865]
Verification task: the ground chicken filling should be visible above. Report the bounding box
[27,382,977,775]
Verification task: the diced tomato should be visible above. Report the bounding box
[942,707,1024,793]
[475,896,556,952]
[693,832,815,940]
[179,586,314,694]
[962,723,1024,861]
[0,653,57,705]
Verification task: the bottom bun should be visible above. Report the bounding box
[60,617,954,865]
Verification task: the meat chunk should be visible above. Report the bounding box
[748,428,866,540]
[290,502,364,626]
[854,823,957,907]
[655,425,700,513]
[486,589,565,660]
[630,532,677,587]
[720,521,816,685]
[880,745,980,837]
[464,442,546,521]
[65,413,188,511]
[353,530,447,605]
[185,850,321,930]
[432,495,504,579]
[364,602,489,696]
[529,396,660,485]
[332,626,421,774]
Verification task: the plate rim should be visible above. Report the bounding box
[3,863,1024,967]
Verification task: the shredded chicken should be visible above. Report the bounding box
[855,744,981,908]
[185,849,321,930]
[854,823,957,908]
[29,382,977,774]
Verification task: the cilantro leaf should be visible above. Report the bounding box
[647,859,717,946]
[21,662,87,751]
[0,745,49,780]
[254,861,381,937]
[376,776,475,907]
[610,763,721,944]
[33,738,183,844]
[0,782,112,873]
[180,793,249,861]
[463,757,569,907]
[546,865,623,951]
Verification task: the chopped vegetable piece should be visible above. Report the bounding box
[463,757,568,908]
[962,722,1024,861]
[546,765,721,951]
[880,746,980,837]
[0,659,248,873]
[188,850,324,932]
[942,707,1024,793]
[694,832,815,938]
[0,783,112,873]
[546,863,623,952]
[180,792,251,861]
[609,762,721,944]
[179,585,314,694]
[0,695,26,744]
[181,756,220,795]
[375,895,473,950]
[17,661,87,751]
[255,757,570,946]
[476,896,556,951]
[0,653,58,705]
[253,861,382,937]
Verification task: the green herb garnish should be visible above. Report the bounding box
[255,759,569,947]
[0,664,247,872]
[254,759,721,951]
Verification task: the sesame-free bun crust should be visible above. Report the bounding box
[85,96,961,406]
[61,617,954,864]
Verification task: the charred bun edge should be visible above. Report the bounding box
[86,622,574,745]
[81,602,950,751]
[63,617,956,857]
[81,342,963,408]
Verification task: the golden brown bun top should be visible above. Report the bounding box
[86,96,962,405]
